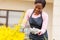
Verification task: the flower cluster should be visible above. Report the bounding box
[0,25,25,40]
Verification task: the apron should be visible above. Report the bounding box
[29,11,48,40]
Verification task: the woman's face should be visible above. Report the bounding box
[34,3,43,14]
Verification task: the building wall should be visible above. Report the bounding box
[44,3,53,40]
[53,0,60,40]
[0,0,34,10]
[0,0,53,40]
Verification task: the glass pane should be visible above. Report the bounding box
[8,11,24,27]
[0,18,6,24]
[0,10,7,16]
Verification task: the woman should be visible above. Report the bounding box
[21,0,48,40]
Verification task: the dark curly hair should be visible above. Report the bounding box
[35,0,46,8]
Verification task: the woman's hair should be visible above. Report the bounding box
[35,0,46,8]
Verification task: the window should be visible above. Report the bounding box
[0,9,25,27]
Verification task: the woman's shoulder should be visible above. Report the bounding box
[26,9,34,17]
[26,9,34,13]
[42,11,48,18]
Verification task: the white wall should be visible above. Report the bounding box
[0,0,34,10]
[44,3,53,40]
[53,0,60,40]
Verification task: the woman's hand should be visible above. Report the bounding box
[37,31,43,36]
[37,31,41,35]
[20,26,25,33]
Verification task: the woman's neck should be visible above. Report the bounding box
[33,11,42,15]
[34,12,40,16]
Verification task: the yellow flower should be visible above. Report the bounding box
[0,25,25,40]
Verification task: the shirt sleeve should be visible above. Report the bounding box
[21,10,30,27]
[40,13,48,35]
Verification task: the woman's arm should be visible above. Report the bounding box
[38,12,48,35]
[21,10,29,28]
[21,9,33,28]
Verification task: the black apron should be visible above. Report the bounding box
[29,11,48,40]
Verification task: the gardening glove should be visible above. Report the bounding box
[29,27,41,34]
